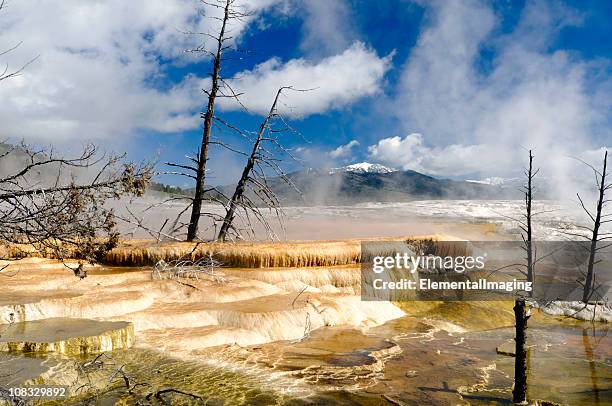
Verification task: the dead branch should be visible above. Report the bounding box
[216,87,303,241]
[577,150,610,303]
[0,143,152,269]
[183,0,253,241]
[523,150,536,295]
[153,256,225,284]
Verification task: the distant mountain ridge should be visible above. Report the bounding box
[207,162,521,205]
[149,161,523,205]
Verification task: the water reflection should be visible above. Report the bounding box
[582,325,608,406]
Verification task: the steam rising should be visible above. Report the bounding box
[370,0,610,203]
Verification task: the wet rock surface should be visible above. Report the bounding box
[0,259,610,405]
[0,318,134,355]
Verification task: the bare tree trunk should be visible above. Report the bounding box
[513,298,530,405]
[217,88,284,241]
[583,150,607,302]
[525,150,534,295]
[216,158,253,241]
[186,0,231,241]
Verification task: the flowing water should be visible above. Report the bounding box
[1,200,611,405]
[2,303,610,405]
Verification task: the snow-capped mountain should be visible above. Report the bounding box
[172,161,524,205]
[329,162,398,174]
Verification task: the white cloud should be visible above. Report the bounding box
[392,0,611,182]
[329,139,359,159]
[579,147,611,168]
[0,0,279,141]
[298,0,355,57]
[368,133,503,176]
[0,2,389,141]
[221,42,392,117]
[369,135,610,184]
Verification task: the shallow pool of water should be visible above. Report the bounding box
[1,305,610,405]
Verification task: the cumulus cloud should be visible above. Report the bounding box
[0,1,390,141]
[0,0,280,141]
[391,0,611,183]
[368,133,504,176]
[221,42,392,117]
[329,139,359,159]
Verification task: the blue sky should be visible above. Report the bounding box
[1,0,610,186]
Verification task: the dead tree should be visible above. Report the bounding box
[216,87,301,241]
[522,150,538,295]
[495,150,547,294]
[512,297,530,405]
[507,151,538,404]
[167,0,252,241]
[576,150,610,303]
[0,143,152,275]
[0,1,142,273]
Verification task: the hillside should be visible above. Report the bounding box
[206,162,521,205]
